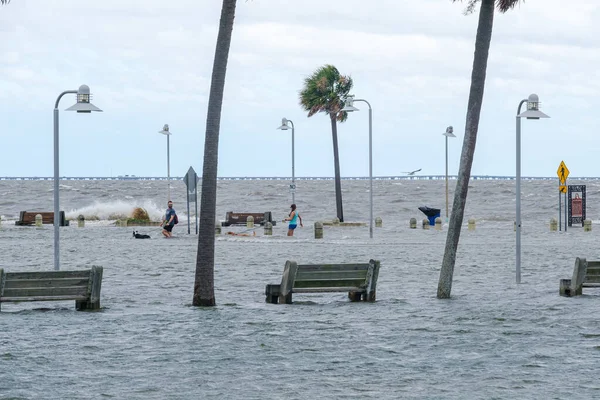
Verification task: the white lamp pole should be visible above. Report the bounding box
[159,124,172,201]
[341,95,373,239]
[516,94,549,284]
[443,126,456,221]
[53,85,102,271]
[276,118,296,204]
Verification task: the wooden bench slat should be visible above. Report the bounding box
[294,279,366,289]
[1,295,89,302]
[293,287,365,293]
[4,278,90,289]
[7,271,91,280]
[295,271,368,281]
[3,287,89,298]
[296,264,370,272]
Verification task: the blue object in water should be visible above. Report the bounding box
[418,206,441,226]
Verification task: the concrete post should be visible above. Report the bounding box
[375,217,382,227]
[35,214,43,227]
[584,219,592,232]
[246,216,254,228]
[215,224,221,235]
[422,218,429,230]
[468,219,476,231]
[77,214,85,228]
[409,217,417,229]
[435,217,442,230]
[332,217,340,225]
[264,221,273,236]
[314,221,323,239]
[550,218,558,232]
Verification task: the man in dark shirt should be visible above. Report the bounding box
[161,200,177,238]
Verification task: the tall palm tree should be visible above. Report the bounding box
[193,0,237,307]
[1,1,10,4]
[437,0,521,299]
[299,65,353,222]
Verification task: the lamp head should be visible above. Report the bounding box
[159,124,171,135]
[65,84,102,113]
[341,95,359,112]
[443,125,456,138]
[276,117,290,130]
[518,93,550,119]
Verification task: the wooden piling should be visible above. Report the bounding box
[409,217,417,229]
[35,214,42,227]
[584,219,592,232]
[435,217,442,230]
[246,216,254,228]
[314,221,323,239]
[550,218,557,232]
[375,217,382,227]
[468,219,476,231]
[264,221,273,236]
[422,218,429,230]
[77,215,85,228]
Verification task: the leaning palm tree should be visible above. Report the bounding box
[437,0,522,299]
[299,65,353,222]
[193,0,237,307]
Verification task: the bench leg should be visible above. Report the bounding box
[76,300,101,311]
[265,284,281,304]
[348,291,362,302]
[559,279,572,297]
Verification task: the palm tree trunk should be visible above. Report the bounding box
[330,113,344,222]
[437,0,494,299]
[193,0,237,307]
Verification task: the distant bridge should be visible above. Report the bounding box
[0,176,595,181]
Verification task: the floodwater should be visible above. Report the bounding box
[1,178,600,399]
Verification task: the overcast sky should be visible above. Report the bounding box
[0,0,598,178]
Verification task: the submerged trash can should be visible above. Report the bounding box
[418,206,441,226]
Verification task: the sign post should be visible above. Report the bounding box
[557,161,569,231]
[568,185,586,227]
[183,166,200,234]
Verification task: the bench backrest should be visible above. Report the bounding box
[293,263,370,290]
[585,260,600,283]
[280,259,380,298]
[223,211,272,226]
[16,211,66,226]
[0,267,102,303]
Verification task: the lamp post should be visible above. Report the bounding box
[341,95,373,239]
[53,85,102,271]
[159,124,172,201]
[443,126,456,221]
[276,118,296,204]
[516,94,549,284]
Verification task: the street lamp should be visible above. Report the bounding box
[341,95,374,239]
[53,85,102,271]
[443,126,456,221]
[276,118,295,204]
[159,124,172,201]
[516,93,549,284]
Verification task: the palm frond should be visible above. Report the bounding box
[1,0,11,4]
[299,64,353,121]
[453,0,522,14]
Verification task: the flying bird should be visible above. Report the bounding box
[403,168,422,176]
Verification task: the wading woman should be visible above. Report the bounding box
[283,204,303,236]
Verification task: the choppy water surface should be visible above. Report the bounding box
[2,179,600,399]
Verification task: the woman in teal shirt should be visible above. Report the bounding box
[283,204,303,236]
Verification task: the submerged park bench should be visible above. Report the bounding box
[15,211,68,226]
[559,257,600,297]
[265,259,380,304]
[221,211,275,226]
[0,266,103,311]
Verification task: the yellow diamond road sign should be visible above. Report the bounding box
[559,185,567,193]
[557,161,569,184]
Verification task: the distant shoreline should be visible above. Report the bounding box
[0,176,594,181]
